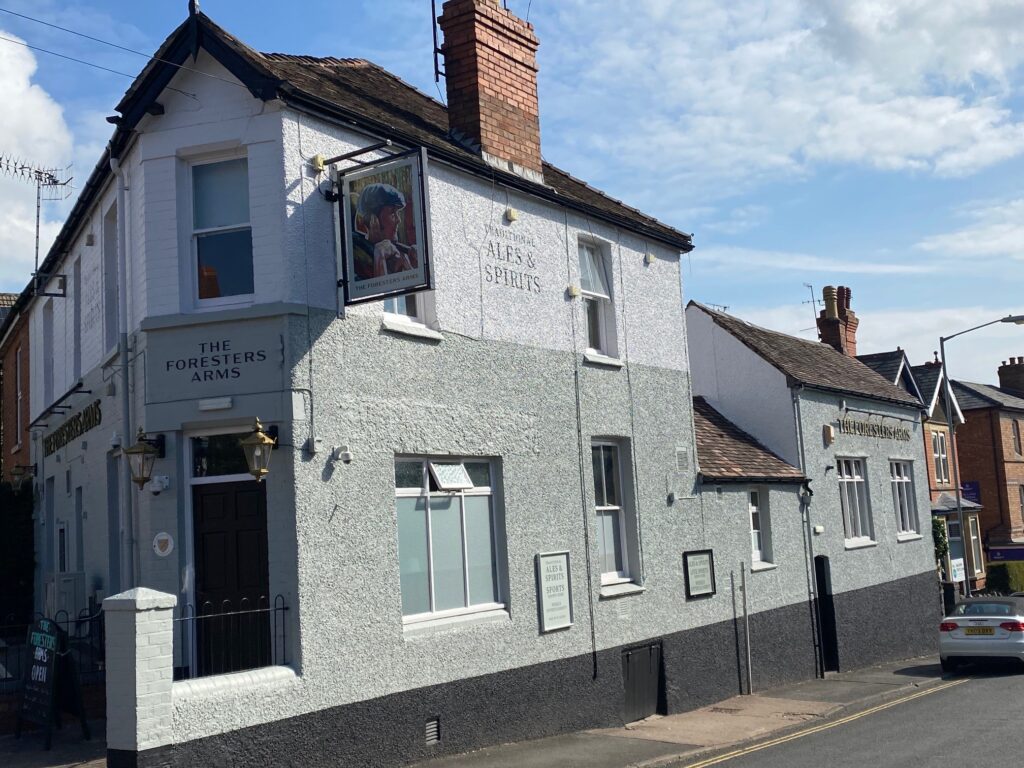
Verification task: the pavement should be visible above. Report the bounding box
[418,655,946,768]
[0,656,945,768]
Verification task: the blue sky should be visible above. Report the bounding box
[1,0,1023,381]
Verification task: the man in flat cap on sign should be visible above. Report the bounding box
[352,182,418,280]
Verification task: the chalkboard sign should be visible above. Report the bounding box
[16,618,89,750]
[17,619,59,748]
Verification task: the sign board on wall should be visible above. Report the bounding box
[961,481,981,505]
[43,400,102,456]
[338,148,433,306]
[145,318,284,404]
[836,416,912,441]
[950,558,966,583]
[987,547,1024,562]
[535,551,573,633]
[683,550,716,599]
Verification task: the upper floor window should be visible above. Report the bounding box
[931,430,950,485]
[578,241,617,357]
[889,460,919,536]
[1013,419,1023,455]
[14,346,22,443]
[837,457,873,543]
[749,489,772,563]
[192,158,253,302]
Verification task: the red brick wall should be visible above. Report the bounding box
[957,408,1023,541]
[0,313,30,482]
[439,0,543,174]
[998,412,1024,537]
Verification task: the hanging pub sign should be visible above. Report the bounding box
[337,148,433,306]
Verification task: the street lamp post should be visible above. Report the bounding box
[940,314,1024,598]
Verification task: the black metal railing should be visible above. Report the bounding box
[0,608,106,689]
[173,595,288,680]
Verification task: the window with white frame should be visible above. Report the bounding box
[837,458,873,541]
[931,430,950,485]
[394,458,503,622]
[749,489,771,563]
[14,346,22,444]
[969,516,984,576]
[192,158,253,302]
[1014,419,1023,455]
[578,241,617,357]
[889,460,918,535]
[592,442,633,583]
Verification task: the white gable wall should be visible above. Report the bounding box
[686,306,799,467]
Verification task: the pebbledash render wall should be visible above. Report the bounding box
[143,90,831,765]
[686,306,939,673]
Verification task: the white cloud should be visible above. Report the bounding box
[0,29,73,292]
[537,0,1024,206]
[698,246,935,275]
[916,198,1024,260]
[733,302,1024,383]
[703,205,770,235]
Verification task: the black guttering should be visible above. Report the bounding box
[697,473,805,485]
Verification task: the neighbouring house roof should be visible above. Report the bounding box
[857,350,905,384]
[931,492,982,514]
[0,10,693,343]
[910,362,964,424]
[688,302,923,408]
[952,380,1024,413]
[692,397,804,483]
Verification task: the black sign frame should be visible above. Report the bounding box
[336,147,434,307]
[683,549,717,600]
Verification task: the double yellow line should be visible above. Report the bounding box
[683,678,967,767]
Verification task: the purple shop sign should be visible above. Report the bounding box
[961,481,981,505]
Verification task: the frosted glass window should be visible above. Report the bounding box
[397,497,430,616]
[579,242,610,297]
[464,496,498,605]
[394,457,504,621]
[429,496,466,611]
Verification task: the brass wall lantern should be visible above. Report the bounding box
[124,427,165,489]
[240,418,277,481]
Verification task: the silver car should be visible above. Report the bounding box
[939,597,1024,673]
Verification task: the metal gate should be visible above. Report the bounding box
[622,642,663,722]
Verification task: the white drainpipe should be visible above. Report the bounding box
[109,155,138,588]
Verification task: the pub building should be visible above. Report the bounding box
[686,291,938,673]
[0,5,941,766]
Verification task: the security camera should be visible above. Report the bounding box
[149,476,170,495]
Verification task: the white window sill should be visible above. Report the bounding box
[381,315,442,341]
[403,606,509,636]
[750,561,778,572]
[583,351,623,368]
[599,582,644,599]
[844,538,878,550]
[896,532,923,543]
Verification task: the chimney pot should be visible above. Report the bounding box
[816,282,858,356]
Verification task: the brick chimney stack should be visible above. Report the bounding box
[999,357,1024,393]
[816,284,860,356]
[438,0,543,182]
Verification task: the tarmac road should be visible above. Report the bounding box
[686,662,1024,768]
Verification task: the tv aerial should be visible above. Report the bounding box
[0,154,73,296]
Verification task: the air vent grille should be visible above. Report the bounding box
[425,718,441,745]
[675,447,689,472]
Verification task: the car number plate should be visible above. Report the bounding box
[965,627,994,636]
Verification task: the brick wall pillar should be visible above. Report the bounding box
[104,588,176,768]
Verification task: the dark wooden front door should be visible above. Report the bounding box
[193,481,270,676]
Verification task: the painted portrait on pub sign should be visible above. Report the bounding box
[339,149,432,305]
